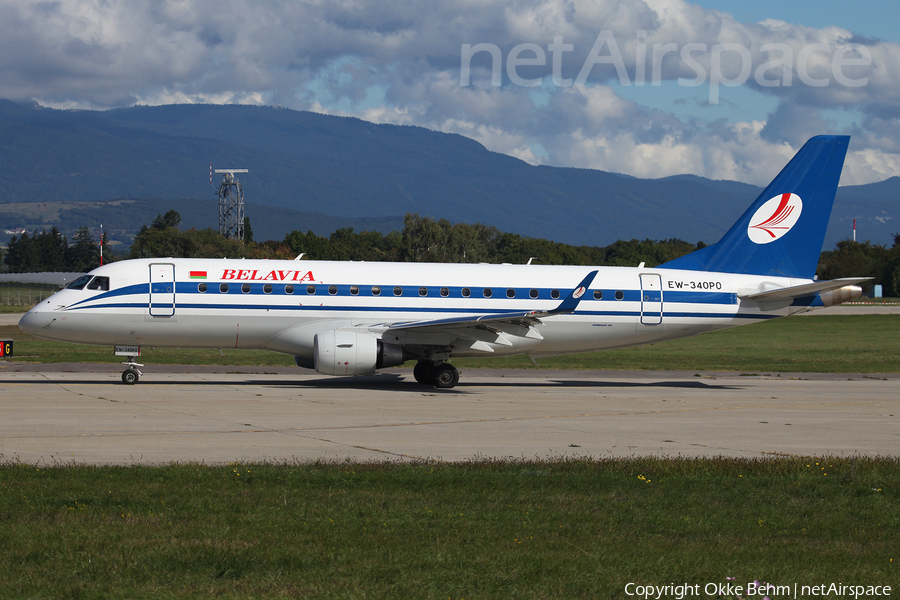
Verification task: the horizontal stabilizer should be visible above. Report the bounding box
[739,277,872,302]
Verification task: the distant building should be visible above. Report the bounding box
[4,228,26,235]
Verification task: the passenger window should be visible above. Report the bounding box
[220,283,229,293]
[263,284,273,294]
[241,283,251,294]
[615,290,624,300]
[66,275,93,290]
[462,288,471,297]
[506,289,515,298]
[198,283,207,293]
[285,285,294,294]
[350,286,359,295]
[529,289,538,299]
[307,285,316,295]
[419,287,427,297]
[393,287,402,296]
[483,288,492,298]
[551,289,560,299]
[372,286,381,296]
[593,290,603,300]
[328,285,337,295]
[440,287,449,297]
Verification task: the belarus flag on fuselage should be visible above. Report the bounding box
[190,271,207,279]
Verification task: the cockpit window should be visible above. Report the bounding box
[87,276,109,291]
[66,275,94,290]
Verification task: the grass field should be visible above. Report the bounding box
[0,457,896,599]
[4,314,900,373]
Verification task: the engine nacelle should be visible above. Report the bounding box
[313,330,406,376]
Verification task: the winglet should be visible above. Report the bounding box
[548,270,598,315]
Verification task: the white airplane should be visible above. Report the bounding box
[19,135,867,388]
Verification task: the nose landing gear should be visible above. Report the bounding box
[121,357,143,385]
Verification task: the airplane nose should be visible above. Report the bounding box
[18,309,52,336]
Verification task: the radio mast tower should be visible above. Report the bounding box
[213,168,249,240]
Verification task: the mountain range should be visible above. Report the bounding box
[0,99,895,249]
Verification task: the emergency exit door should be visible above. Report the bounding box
[640,273,662,325]
[149,263,175,317]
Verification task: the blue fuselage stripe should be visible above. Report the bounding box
[64,297,767,321]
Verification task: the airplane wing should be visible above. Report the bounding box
[739,277,872,302]
[383,270,599,330]
[371,271,598,352]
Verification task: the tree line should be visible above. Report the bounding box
[3,226,108,273]
[817,236,900,296]
[7,210,900,296]
[127,211,705,268]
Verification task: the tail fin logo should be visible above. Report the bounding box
[747,193,803,244]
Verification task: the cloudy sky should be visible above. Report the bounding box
[3,0,899,186]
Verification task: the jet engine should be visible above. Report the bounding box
[313,330,406,376]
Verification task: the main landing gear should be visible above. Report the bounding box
[413,360,459,389]
[121,356,144,385]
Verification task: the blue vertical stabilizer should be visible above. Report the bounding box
[660,135,849,278]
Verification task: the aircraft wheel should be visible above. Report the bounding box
[122,368,140,385]
[432,363,459,389]
[413,360,433,384]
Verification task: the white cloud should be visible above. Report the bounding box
[3,0,900,185]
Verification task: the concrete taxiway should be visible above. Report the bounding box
[0,365,896,465]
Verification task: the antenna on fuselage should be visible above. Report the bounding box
[213,168,249,240]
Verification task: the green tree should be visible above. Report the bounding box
[817,240,884,281]
[399,214,448,262]
[5,232,39,273]
[66,227,101,272]
[4,229,68,273]
[152,210,181,230]
[284,230,344,261]
[444,222,500,263]
[38,227,69,271]
[330,228,399,261]
[397,215,500,263]
[130,226,252,259]
[130,208,255,259]
[602,238,700,267]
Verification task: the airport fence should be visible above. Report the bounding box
[0,283,59,307]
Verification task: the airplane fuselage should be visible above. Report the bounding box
[20,257,826,361]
